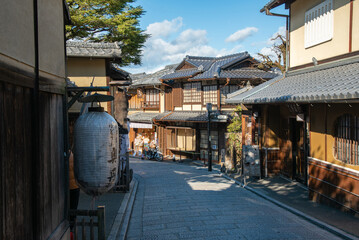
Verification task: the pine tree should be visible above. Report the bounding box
[66,0,149,66]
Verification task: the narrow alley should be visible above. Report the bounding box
[126,159,343,240]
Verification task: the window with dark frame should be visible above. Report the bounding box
[183,82,201,103]
[334,114,359,166]
[144,89,159,108]
[220,85,239,104]
[203,85,217,105]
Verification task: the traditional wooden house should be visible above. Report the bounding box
[127,64,177,152]
[66,42,130,111]
[156,52,278,162]
[0,1,71,239]
[227,0,359,213]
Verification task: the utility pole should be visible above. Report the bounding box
[206,103,212,171]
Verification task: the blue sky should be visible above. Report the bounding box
[123,0,288,74]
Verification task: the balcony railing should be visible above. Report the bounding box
[141,101,159,109]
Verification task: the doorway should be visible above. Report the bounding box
[289,118,306,183]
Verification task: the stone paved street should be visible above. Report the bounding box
[127,159,342,240]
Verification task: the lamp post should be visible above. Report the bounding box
[206,103,212,171]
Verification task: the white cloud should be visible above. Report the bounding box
[146,17,183,38]
[267,26,286,45]
[226,27,258,43]
[124,18,245,74]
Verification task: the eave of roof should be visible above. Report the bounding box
[66,41,121,59]
[226,56,359,104]
[260,0,288,13]
[128,112,161,123]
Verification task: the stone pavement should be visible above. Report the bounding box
[126,159,344,240]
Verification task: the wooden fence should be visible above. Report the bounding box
[69,206,106,240]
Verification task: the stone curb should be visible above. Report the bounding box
[107,178,138,240]
[217,171,358,240]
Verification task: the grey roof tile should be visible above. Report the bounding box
[130,64,178,88]
[154,111,233,122]
[160,69,198,81]
[226,57,359,104]
[66,41,121,58]
[128,112,161,123]
[160,52,278,81]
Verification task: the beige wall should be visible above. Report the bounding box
[352,0,359,51]
[0,0,66,80]
[310,103,359,171]
[67,58,109,111]
[290,0,353,68]
[160,89,165,112]
[0,1,35,67]
[38,0,66,78]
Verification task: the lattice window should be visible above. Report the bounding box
[334,114,359,165]
[166,127,196,151]
[220,85,239,104]
[200,130,218,161]
[145,89,159,107]
[305,0,333,48]
[203,85,217,105]
[183,83,192,103]
[183,82,201,103]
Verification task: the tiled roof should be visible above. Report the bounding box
[130,64,178,88]
[109,65,131,81]
[160,52,278,81]
[190,53,249,80]
[154,111,208,122]
[66,41,121,59]
[226,56,359,104]
[194,68,278,80]
[128,112,161,123]
[160,69,199,81]
[154,111,233,122]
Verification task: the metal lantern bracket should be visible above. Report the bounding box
[66,86,110,110]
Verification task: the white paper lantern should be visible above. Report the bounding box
[74,108,119,196]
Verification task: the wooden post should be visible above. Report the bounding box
[97,206,105,240]
[90,218,94,240]
[82,218,86,240]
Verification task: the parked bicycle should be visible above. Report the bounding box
[144,146,163,161]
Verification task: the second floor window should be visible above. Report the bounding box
[304,0,333,48]
[144,89,159,108]
[203,85,217,105]
[183,82,201,103]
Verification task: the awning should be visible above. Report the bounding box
[130,122,153,129]
[226,56,359,104]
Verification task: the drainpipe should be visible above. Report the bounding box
[264,7,290,72]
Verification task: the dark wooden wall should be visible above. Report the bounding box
[0,82,66,240]
[308,158,359,213]
[165,88,172,111]
[172,83,182,107]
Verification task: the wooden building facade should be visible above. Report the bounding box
[1,0,70,239]
[227,0,359,213]
[156,53,278,163]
